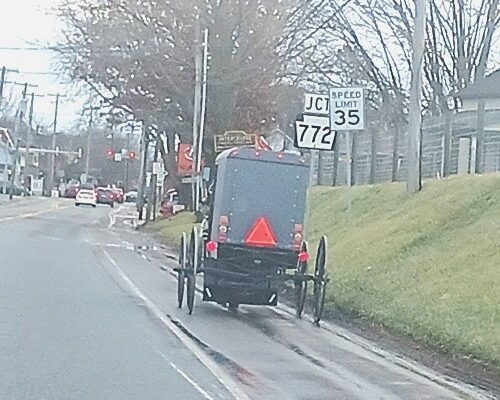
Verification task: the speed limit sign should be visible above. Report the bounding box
[329,87,364,131]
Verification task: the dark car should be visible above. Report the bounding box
[96,187,115,207]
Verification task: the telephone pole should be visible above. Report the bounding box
[196,28,209,213]
[24,91,45,194]
[46,93,66,194]
[9,82,38,199]
[406,0,427,194]
[0,66,19,112]
[82,101,103,180]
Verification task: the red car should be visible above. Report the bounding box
[64,181,80,198]
[112,188,124,204]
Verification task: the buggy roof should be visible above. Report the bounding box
[215,147,309,167]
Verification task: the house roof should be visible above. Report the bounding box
[459,69,500,100]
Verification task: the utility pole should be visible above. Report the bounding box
[82,101,102,181]
[406,0,427,194]
[46,93,66,194]
[145,136,161,223]
[474,0,499,174]
[24,91,45,195]
[9,82,37,199]
[191,18,202,211]
[124,122,135,191]
[0,66,19,112]
[195,28,209,213]
[137,124,148,220]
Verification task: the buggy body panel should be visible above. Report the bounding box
[210,148,310,252]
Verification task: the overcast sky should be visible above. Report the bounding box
[0,0,84,131]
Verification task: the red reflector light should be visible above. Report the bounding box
[298,252,309,262]
[206,241,218,253]
[244,217,277,248]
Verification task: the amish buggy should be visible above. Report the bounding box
[175,147,329,324]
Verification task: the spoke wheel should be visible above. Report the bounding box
[177,232,187,308]
[313,236,328,325]
[186,227,200,315]
[295,241,308,318]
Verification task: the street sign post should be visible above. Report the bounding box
[328,87,364,131]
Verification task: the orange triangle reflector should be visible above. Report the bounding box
[244,217,277,247]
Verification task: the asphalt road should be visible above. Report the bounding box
[0,198,493,400]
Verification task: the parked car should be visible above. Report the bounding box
[75,184,97,207]
[0,182,24,196]
[64,180,80,198]
[96,187,115,207]
[125,190,138,203]
[112,187,124,204]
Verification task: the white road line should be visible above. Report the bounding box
[102,249,250,400]
[108,213,116,229]
[0,204,67,223]
[159,354,216,400]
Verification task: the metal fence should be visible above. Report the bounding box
[313,110,500,186]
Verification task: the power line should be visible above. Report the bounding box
[0,46,51,51]
[18,71,59,76]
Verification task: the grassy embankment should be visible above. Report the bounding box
[151,174,500,369]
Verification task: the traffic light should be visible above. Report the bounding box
[106,149,115,160]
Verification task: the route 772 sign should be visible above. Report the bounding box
[294,115,336,150]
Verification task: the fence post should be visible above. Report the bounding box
[370,129,377,184]
[474,100,486,174]
[442,112,452,177]
[391,127,400,182]
[331,134,340,186]
[351,132,358,185]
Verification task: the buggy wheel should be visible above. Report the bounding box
[186,227,200,315]
[313,236,328,325]
[295,241,308,318]
[177,232,188,308]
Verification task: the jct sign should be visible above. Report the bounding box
[329,87,364,131]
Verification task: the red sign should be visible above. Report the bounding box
[177,143,194,176]
[244,217,277,248]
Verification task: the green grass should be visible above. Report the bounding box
[149,174,500,369]
[307,174,500,369]
[148,212,197,246]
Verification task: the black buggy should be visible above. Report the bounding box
[175,147,329,324]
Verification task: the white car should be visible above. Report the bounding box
[75,184,97,207]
